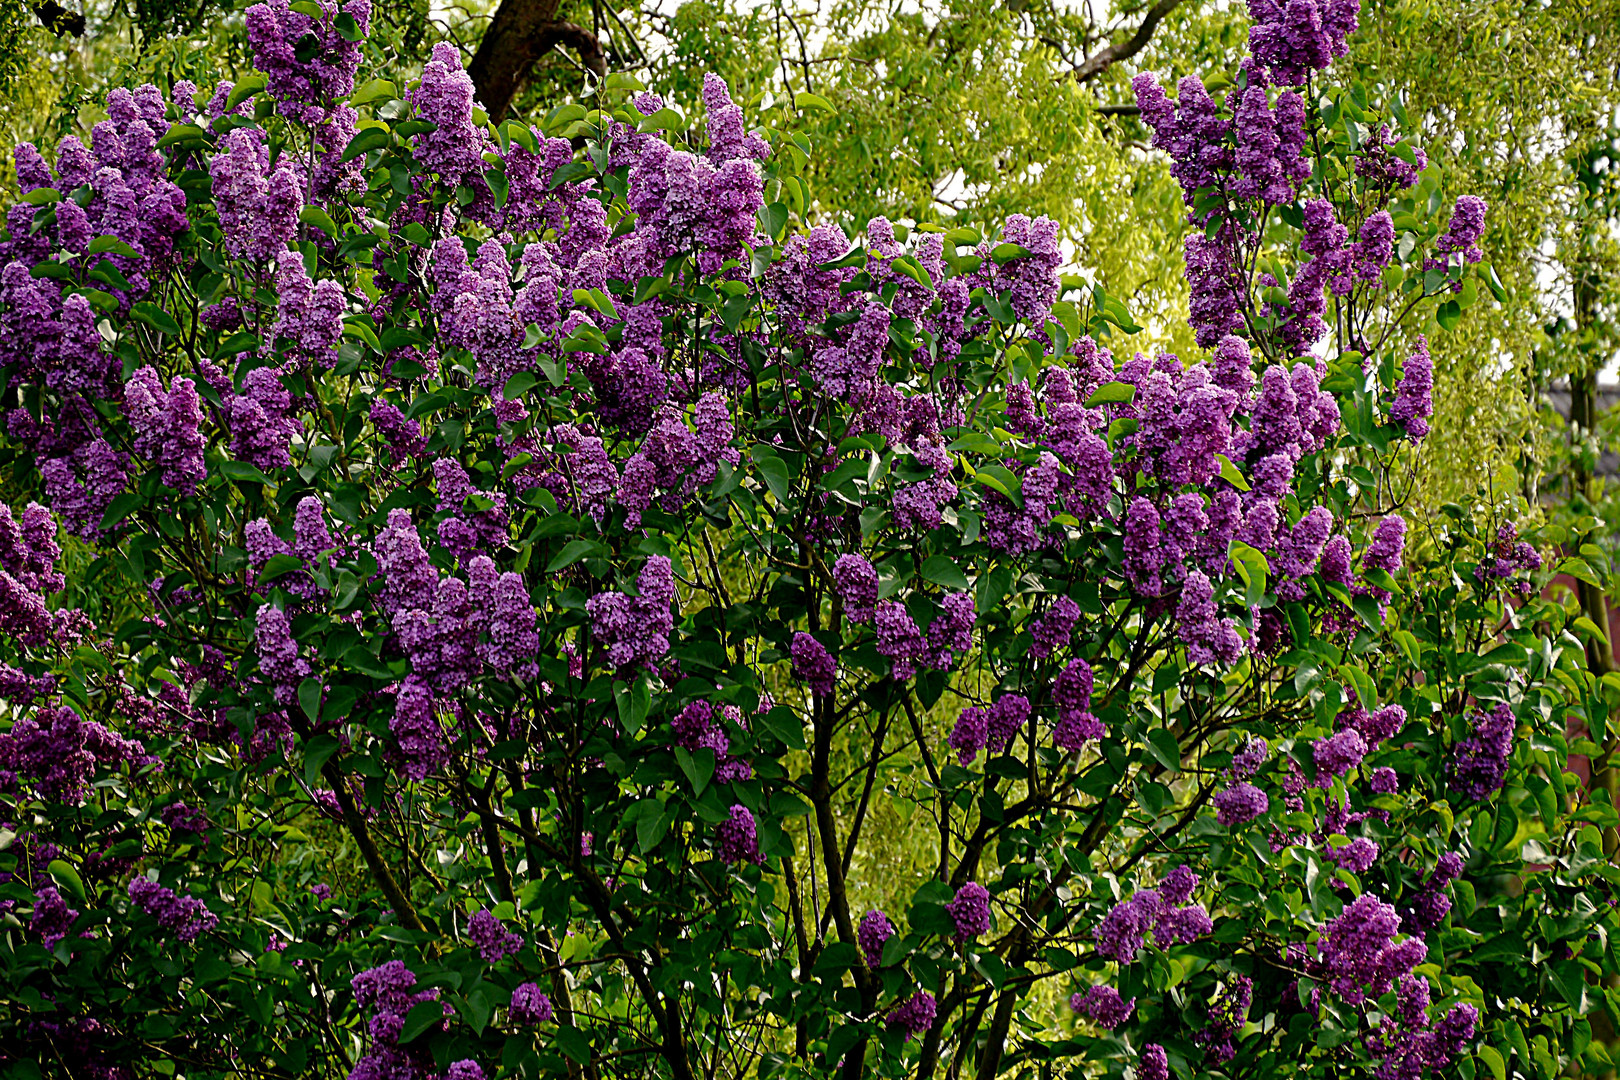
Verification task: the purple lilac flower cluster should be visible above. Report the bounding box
[244,0,371,123]
[127,877,218,942]
[859,909,896,969]
[1195,975,1254,1063]
[885,991,937,1039]
[0,704,154,804]
[1366,975,1478,1080]
[586,555,676,671]
[715,804,760,864]
[509,983,554,1025]
[466,908,523,962]
[1472,522,1541,595]
[349,960,451,1080]
[947,881,991,941]
[670,700,751,782]
[1449,702,1515,801]
[30,885,79,947]
[1069,985,1136,1029]
[1093,877,1213,963]
[949,693,1033,764]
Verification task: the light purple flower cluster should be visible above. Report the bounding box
[510,982,554,1025]
[1449,702,1515,801]
[1052,658,1104,750]
[254,605,310,706]
[587,555,676,671]
[272,250,346,367]
[790,632,837,697]
[1213,781,1270,827]
[244,0,371,123]
[859,909,896,969]
[1028,595,1080,659]
[1093,884,1213,963]
[1069,985,1136,1029]
[1389,336,1433,440]
[618,394,740,526]
[467,908,523,962]
[127,876,218,942]
[125,367,207,495]
[947,881,991,941]
[884,991,937,1038]
[209,128,302,262]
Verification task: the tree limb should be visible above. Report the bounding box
[467,0,608,122]
[1072,0,1187,84]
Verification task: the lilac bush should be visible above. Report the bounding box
[0,0,1612,1077]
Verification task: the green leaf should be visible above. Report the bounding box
[757,705,806,750]
[342,126,390,163]
[1228,542,1270,607]
[221,460,273,485]
[546,539,606,572]
[503,371,539,399]
[398,1000,444,1044]
[990,242,1032,264]
[1216,453,1250,492]
[1339,663,1376,709]
[88,234,140,258]
[486,166,509,210]
[1436,299,1461,332]
[156,123,209,148]
[258,554,306,582]
[1145,729,1181,773]
[218,332,260,356]
[20,187,61,206]
[302,733,341,786]
[225,74,268,113]
[47,860,87,906]
[1084,381,1136,408]
[675,746,716,796]
[1476,1046,1506,1080]
[298,677,322,723]
[919,555,971,592]
[333,11,363,40]
[553,1024,593,1065]
[349,78,396,107]
[752,452,791,504]
[973,464,1022,507]
[298,206,337,237]
[794,91,836,113]
[132,302,182,336]
[99,491,143,530]
[636,107,686,133]
[637,802,671,853]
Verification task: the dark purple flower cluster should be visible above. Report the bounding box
[587,555,676,671]
[1052,658,1104,750]
[30,885,79,947]
[1069,985,1136,1029]
[1449,702,1515,801]
[790,632,837,697]
[1472,522,1541,595]
[0,705,154,804]
[125,367,207,496]
[950,693,1033,764]
[669,700,751,782]
[1366,975,1477,1080]
[510,982,554,1025]
[884,991,937,1038]
[1246,0,1360,85]
[1139,1043,1170,1080]
[1195,974,1254,1063]
[1314,893,1427,1006]
[1400,852,1464,934]
[1389,336,1433,440]
[127,876,218,942]
[947,881,991,941]
[467,908,523,963]
[859,908,896,969]
[350,960,448,1080]
[715,804,760,864]
[1094,884,1213,963]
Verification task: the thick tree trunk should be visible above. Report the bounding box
[468,0,607,122]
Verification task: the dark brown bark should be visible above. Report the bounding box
[1072,0,1187,84]
[33,0,85,36]
[468,0,607,123]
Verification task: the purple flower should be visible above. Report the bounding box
[1213,782,1269,826]
[390,674,447,780]
[127,876,218,942]
[125,367,207,495]
[715,804,761,864]
[407,42,491,182]
[1435,195,1487,265]
[1449,702,1515,801]
[1093,890,1162,964]
[885,991,937,1039]
[587,556,676,671]
[1390,336,1433,440]
[1196,974,1254,1063]
[1177,569,1243,666]
[1316,892,1427,1005]
[1160,865,1199,907]
[1029,595,1080,659]
[1154,902,1214,946]
[790,632,836,696]
[446,1062,485,1080]
[1139,1044,1170,1080]
[1228,736,1269,779]
[1069,985,1136,1029]
[510,982,554,1025]
[1364,515,1407,576]
[874,600,927,681]
[927,591,976,669]
[1123,497,1166,596]
[467,908,523,963]
[1248,0,1358,86]
[833,554,878,624]
[986,693,1032,754]
[31,885,79,947]
[859,909,896,969]
[0,705,154,804]
[948,881,991,941]
[951,707,989,767]
[254,605,310,705]
[1314,729,1367,782]
[244,0,370,122]
[1369,767,1399,793]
